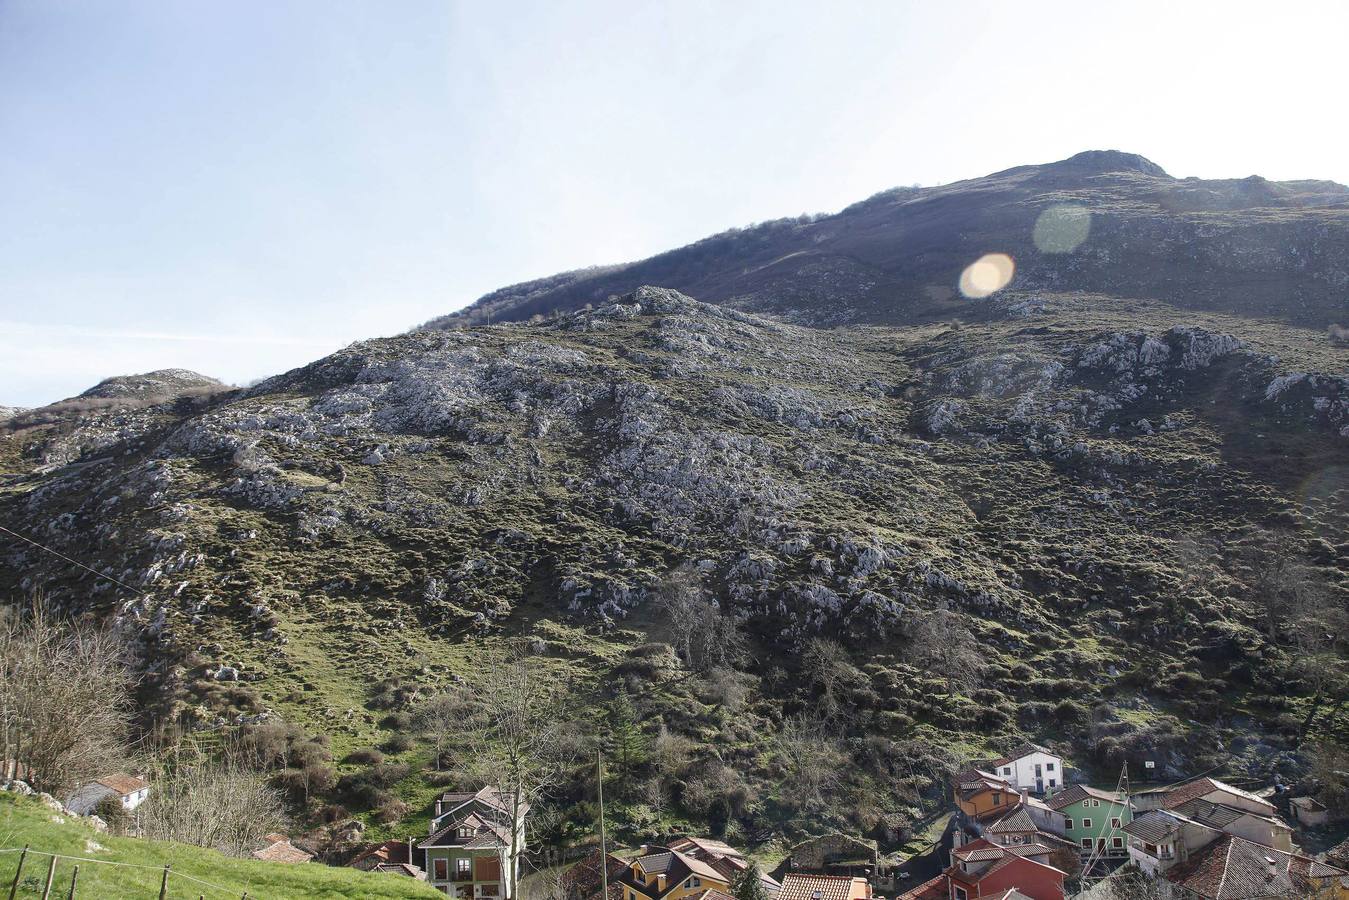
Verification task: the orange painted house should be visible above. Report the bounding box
[953,769,1019,821]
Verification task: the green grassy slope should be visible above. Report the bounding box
[0,794,441,899]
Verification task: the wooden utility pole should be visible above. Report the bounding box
[598,750,609,900]
[8,845,29,900]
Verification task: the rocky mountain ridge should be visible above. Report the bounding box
[425,150,1349,332]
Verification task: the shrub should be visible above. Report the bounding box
[381,711,413,730]
[346,748,383,766]
[382,733,415,754]
[374,798,409,824]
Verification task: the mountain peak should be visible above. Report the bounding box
[78,369,224,401]
[1050,149,1169,177]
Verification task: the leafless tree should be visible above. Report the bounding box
[774,713,846,805]
[139,755,287,857]
[656,567,745,673]
[901,607,985,694]
[455,647,580,900]
[801,638,866,721]
[416,689,472,770]
[0,602,135,793]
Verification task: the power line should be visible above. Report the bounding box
[0,523,151,601]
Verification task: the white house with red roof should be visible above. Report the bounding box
[989,744,1063,795]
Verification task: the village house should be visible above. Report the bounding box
[903,838,1066,900]
[777,873,871,900]
[1159,777,1279,819]
[1169,797,1292,852]
[785,833,881,882]
[988,744,1064,796]
[1290,795,1331,827]
[1157,833,1348,899]
[981,806,1081,877]
[954,769,1020,822]
[1042,784,1131,859]
[250,833,314,864]
[1122,810,1220,877]
[614,846,733,900]
[668,836,781,896]
[349,838,426,879]
[419,786,523,898]
[64,773,150,816]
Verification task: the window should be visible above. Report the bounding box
[684,878,701,889]
[1081,839,1093,849]
[992,793,1001,806]
[1112,838,1124,849]
[1047,763,1055,772]
[434,859,449,881]
[456,858,472,880]
[459,827,474,838]
[1111,817,1122,828]
[1064,818,1073,830]
[1048,779,1056,788]
[954,888,969,900]
[1002,767,1011,776]
[1082,818,1093,829]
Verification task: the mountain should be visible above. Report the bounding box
[1,153,1346,849]
[425,150,1349,331]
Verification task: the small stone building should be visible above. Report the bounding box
[787,833,879,877]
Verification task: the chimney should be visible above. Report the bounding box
[657,875,667,892]
[1265,855,1278,880]
[1020,788,1029,805]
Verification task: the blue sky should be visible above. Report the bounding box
[3,1,1347,407]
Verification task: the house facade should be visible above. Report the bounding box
[990,744,1063,795]
[615,847,732,900]
[1044,785,1131,858]
[954,770,1019,821]
[419,787,524,898]
[65,773,150,816]
[1121,810,1220,877]
[943,845,1066,900]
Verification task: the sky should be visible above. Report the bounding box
[3,1,1348,408]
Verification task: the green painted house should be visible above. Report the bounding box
[1045,784,1132,858]
[417,786,526,898]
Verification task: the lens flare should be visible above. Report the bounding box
[1034,204,1091,253]
[959,253,1015,298]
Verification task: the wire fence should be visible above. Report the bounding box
[1,845,255,899]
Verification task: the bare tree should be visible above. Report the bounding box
[0,603,135,793]
[657,567,746,673]
[416,689,472,771]
[139,755,287,857]
[774,713,846,805]
[801,638,865,721]
[456,648,580,900]
[901,608,985,695]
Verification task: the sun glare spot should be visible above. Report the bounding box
[959,253,1015,298]
[1033,204,1091,253]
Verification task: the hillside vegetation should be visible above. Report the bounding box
[0,149,1346,855]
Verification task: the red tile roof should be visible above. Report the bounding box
[250,835,313,864]
[1163,833,1347,899]
[94,774,148,796]
[1161,778,1274,814]
[895,875,947,900]
[1043,783,1123,811]
[778,873,870,900]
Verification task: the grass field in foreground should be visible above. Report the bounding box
[0,794,441,900]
